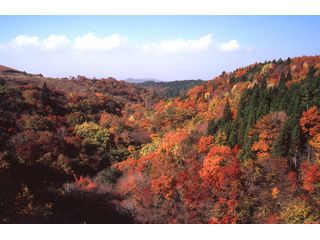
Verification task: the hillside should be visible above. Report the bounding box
[0,72,155,223]
[113,55,320,223]
[1,55,320,223]
[0,64,22,73]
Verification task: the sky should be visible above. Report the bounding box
[0,16,319,81]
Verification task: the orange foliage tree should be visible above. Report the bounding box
[199,145,242,223]
[300,107,320,163]
[249,112,287,159]
[309,134,320,163]
[300,106,320,137]
[197,135,214,154]
[151,175,174,199]
[74,175,97,191]
[301,162,320,192]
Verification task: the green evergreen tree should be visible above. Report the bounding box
[207,119,220,135]
[286,57,292,64]
[286,70,292,81]
[302,66,316,110]
[41,83,50,104]
[222,100,232,123]
[272,124,290,157]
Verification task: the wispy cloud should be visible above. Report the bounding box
[14,35,40,47]
[141,34,212,53]
[245,45,256,52]
[219,40,240,52]
[73,33,127,51]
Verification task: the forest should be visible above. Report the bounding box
[0,55,320,223]
[136,79,204,99]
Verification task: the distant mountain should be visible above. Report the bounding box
[125,78,160,83]
[137,79,205,98]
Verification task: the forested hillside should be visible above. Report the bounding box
[0,70,154,223]
[137,79,204,99]
[1,56,320,223]
[112,56,320,223]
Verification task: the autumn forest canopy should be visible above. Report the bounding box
[1,55,320,223]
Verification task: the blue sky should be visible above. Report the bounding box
[0,16,319,81]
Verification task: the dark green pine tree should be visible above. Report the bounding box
[228,122,238,146]
[302,66,317,110]
[277,73,288,110]
[310,68,320,107]
[41,82,50,104]
[286,70,292,82]
[286,57,292,64]
[256,88,270,119]
[236,121,247,146]
[260,77,267,90]
[289,121,303,169]
[207,119,221,136]
[290,123,302,149]
[272,124,290,157]
[221,100,233,140]
[222,100,232,123]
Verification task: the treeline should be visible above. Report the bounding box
[137,79,204,99]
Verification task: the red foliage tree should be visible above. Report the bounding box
[249,112,287,159]
[300,106,320,137]
[74,175,97,191]
[301,162,320,192]
[200,146,242,198]
[199,145,242,223]
[197,135,214,154]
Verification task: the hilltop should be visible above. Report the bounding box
[136,79,204,99]
[125,78,160,84]
[0,64,22,73]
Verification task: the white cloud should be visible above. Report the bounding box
[220,40,240,52]
[0,33,126,52]
[43,35,70,50]
[142,34,212,53]
[3,34,70,51]
[14,35,40,47]
[73,33,126,51]
[0,33,247,56]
